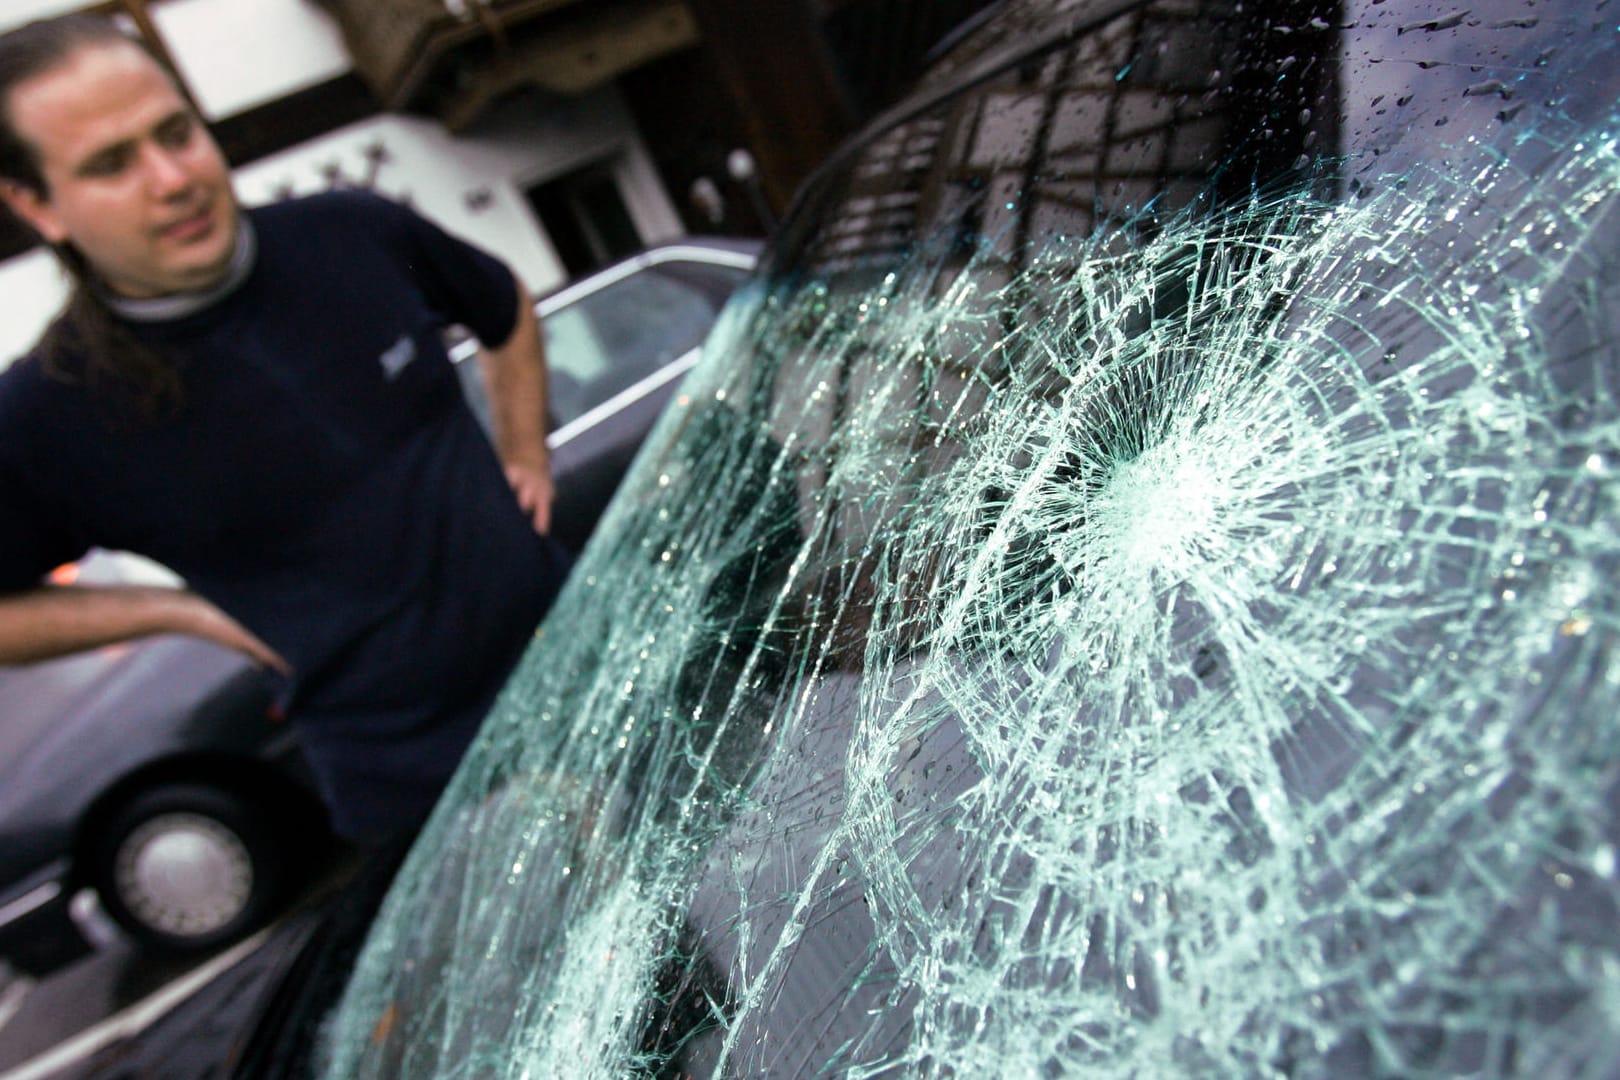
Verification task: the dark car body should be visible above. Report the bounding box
[282,1,1620,1076]
[0,238,756,979]
[0,615,296,975]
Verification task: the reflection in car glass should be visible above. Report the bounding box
[320,1,1620,1076]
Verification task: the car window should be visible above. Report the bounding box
[321,2,1620,1077]
[544,263,746,426]
[452,257,749,434]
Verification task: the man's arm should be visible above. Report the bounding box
[476,278,554,535]
[0,585,289,672]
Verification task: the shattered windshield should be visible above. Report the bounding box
[320,1,1620,1075]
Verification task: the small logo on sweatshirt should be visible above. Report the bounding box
[379,335,417,381]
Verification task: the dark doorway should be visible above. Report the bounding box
[526,161,643,277]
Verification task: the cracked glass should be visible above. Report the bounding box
[318,1,1620,1075]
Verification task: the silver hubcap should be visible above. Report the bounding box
[113,812,254,938]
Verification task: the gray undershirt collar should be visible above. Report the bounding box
[101,216,257,323]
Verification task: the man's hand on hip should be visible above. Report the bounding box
[505,457,555,535]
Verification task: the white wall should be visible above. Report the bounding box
[152,0,351,121]
[0,251,67,366]
[1,0,351,119]
[1,0,90,28]
[233,86,683,295]
[234,112,569,293]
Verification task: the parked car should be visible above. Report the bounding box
[224,2,1617,1077]
[0,553,309,977]
[456,238,759,555]
[0,238,757,978]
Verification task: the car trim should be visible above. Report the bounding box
[548,346,704,449]
[448,245,757,366]
[0,928,272,1080]
[447,243,755,448]
[0,880,61,931]
[534,245,757,318]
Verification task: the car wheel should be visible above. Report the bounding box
[90,784,287,952]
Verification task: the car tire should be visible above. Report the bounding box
[90,783,287,953]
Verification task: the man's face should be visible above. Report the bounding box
[0,40,238,299]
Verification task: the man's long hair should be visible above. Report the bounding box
[0,14,184,419]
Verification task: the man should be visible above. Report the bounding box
[0,15,569,841]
